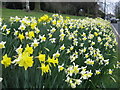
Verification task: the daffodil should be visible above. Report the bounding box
[108,69,113,75]
[6,29,10,34]
[18,24,26,31]
[70,83,76,88]
[49,38,56,43]
[40,63,50,75]
[70,46,74,51]
[1,54,11,68]
[16,45,23,54]
[47,56,58,66]
[50,28,56,33]
[24,44,33,54]
[18,33,25,41]
[52,20,56,25]
[28,31,35,39]
[60,44,65,51]
[31,39,39,48]
[84,59,94,65]
[95,70,101,75]
[35,27,40,34]
[58,64,64,72]
[39,35,46,42]
[1,25,7,30]
[37,54,46,62]
[0,77,3,82]
[98,37,102,42]
[94,32,98,36]
[31,23,37,29]
[17,52,34,70]
[0,41,6,49]
[53,51,60,58]
[74,79,82,85]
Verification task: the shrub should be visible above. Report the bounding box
[0,14,118,88]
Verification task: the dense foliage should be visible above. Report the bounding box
[0,14,119,88]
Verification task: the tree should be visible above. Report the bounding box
[34,2,41,11]
[25,0,30,12]
[115,1,120,18]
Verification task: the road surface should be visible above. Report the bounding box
[112,21,120,35]
[111,21,120,56]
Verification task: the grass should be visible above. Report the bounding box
[1,8,85,20]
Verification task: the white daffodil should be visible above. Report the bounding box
[1,25,7,30]
[39,35,46,42]
[49,38,56,43]
[31,39,39,48]
[108,69,113,75]
[18,24,26,31]
[0,41,6,49]
[53,51,60,58]
[15,45,23,54]
[0,77,3,82]
[95,70,101,75]
[60,44,65,51]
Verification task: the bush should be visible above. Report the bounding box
[0,14,118,88]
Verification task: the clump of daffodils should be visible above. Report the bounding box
[0,14,118,88]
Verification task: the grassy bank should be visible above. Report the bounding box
[1,8,85,20]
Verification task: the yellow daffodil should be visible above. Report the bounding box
[31,23,37,29]
[24,44,33,54]
[38,54,46,62]
[17,52,34,70]
[28,31,35,39]
[47,56,58,66]
[18,33,25,41]
[1,54,11,68]
[40,63,50,75]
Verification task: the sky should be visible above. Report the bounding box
[107,0,119,2]
[105,0,120,14]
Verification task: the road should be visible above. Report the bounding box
[112,21,120,35]
[111,21,120,56]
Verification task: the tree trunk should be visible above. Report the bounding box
[25,0,30,12]
[34,2,41,11]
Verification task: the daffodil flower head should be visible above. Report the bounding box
[60,44,65,51]
[0,41,6,49]
[53,51,60,58]
[16,45,23,54]
[38,53,46,62]
[18,24,26,31]
[24,44,33,54]
[17,52,34,70]
[31,39,39,48]
[47,56,58,67]
[40,63,50,75]
[18,33,25,41]
[1,54,11,68]
[58,64,64,72]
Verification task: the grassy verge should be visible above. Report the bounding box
[1,8,85,20]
